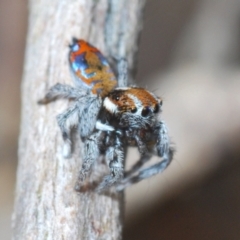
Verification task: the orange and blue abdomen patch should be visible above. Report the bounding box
[69,39,117,96]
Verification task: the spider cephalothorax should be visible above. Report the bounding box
[39,38,174,191]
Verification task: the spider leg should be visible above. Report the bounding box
[156,121,170,157]
[56,102,79,158]
[116,121,174,191]
[135,134,149,155]
[75,131,102,191]
[96,134,124,192]
[124,153,152,178]
[117,58,128,87]
[38,83,85,104]
[116,146,174,191]
[124,134,151,178]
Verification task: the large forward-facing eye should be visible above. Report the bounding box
[153,104,159,113]
[112,95,120,101]
[141,107,150,117]
[131,108,137,113]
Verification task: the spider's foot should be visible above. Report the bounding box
[96,173,123,193]
[74,170,87,192]
[74,179,86,192]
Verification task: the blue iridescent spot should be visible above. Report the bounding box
[71,53,96,79]
[71,43,79,52]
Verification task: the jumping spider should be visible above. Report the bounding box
[39,39,174,191]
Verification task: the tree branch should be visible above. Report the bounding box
[12,0,146,239]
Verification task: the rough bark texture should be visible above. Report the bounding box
[12,0,146,239]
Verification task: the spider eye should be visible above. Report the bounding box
[113,95,120,101]
[141,107,150,117]
[111,92,120,101]
[131,108,137,113]
[153,104,159,113]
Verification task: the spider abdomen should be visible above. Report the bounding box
[69,39,117,96]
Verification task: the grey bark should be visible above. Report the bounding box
[12,0,146,239]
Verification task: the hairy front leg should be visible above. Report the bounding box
[117,147,174,191]
[117,121,175,191]
[156,121,170,157]
[96,134,124,192]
